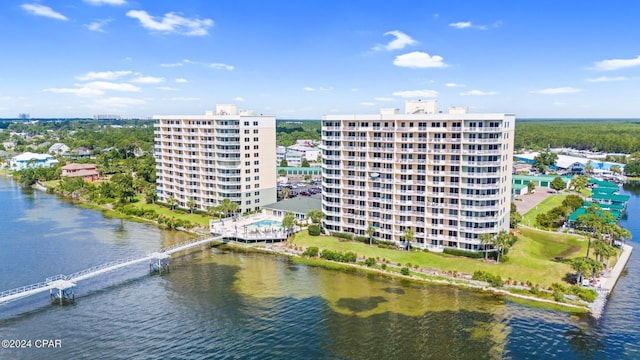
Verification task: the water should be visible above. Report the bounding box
[0,176,638,359]
[249,219,282,229]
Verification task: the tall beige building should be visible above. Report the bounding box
[153,104,277,214]
[320,100,515,251]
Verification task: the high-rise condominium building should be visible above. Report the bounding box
[321,100,515,251]
[153,104,277,214]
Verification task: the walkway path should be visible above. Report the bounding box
[590,243,633,318]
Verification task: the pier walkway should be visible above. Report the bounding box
[0,234,224,306]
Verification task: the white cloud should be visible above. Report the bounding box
[360,102,376,106]
[84,0,127,5]
[445,82,465,87]
[170,97,200,101]
[209,63,234,70]
[21,4,68,21]
[449,21,498,30]
[585,76,627,83]
[393,51,448,68]
[449,21,472,29]
[86,19,112,32]
[93,97,147,107]
[126,10,214,36]
[303,87,316,92]
[372,30,417,51]
[460,90,498,96]
[234,96,245,102]
[43,87,104,97]
[76,71,132,81]
[392,90,439,98]
[592,55,640,71]
[530,87,583,95]
[131,76,164,84]
[374,97,395,101]
[157,86,178,91]
[175,78,188,83]
[160,62,184,67]
[83,81,141,92]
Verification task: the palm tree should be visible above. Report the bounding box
[282,211,295,238]
[494,231,511,263]
[219,198,239,219]
[186,198,197,214]
[306,208,325,225]
[282,187,290,199]
[167,196,178,211]
[404,227,414,251]
[480,233,494,261]
[207,205,221,220]
[571,258,591,285]
[366,223,376,246]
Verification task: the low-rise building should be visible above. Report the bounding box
[9,152,59,171]
[61,163,100,182]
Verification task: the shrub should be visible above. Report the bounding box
[302,246,319,257]
[308,225,321,236]
[472,271,504,287]
[381,263,387,270]
[364,257,376,267]
[443,248,485,259]
[354,236,369,243]
[332,232,354,241]
[569,286,597,302]
[553,291,565,302]
[400,267,410,276]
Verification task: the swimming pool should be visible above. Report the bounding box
[248,219,282,228]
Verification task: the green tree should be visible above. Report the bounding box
[144,188,158,204]
[533,150,558,172]
[480,233,494,261]
[366,223,376,246]
[306,208,325,224]
[301,158,310,167]
[110,173,135,204]
[584,161,594,175]
[282,211,295,235]
[280,159,288,167]
[571,175,589,192]
[510,202,522,229]
[527,181,536,194]
[219,198,239,219]
[186,198,197,214]
[403,227,414,250]
[167,196,178,211]
[494,231,511,263]
[610,165,621,175]
[278,169,286,177]
[550,176,567,192]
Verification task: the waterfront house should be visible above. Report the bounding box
[61,163,100,182]
[9,152,59,171]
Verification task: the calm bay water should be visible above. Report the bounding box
[0,176,638,359]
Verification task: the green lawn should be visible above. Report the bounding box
[292,226,587,288]
[522,194,568,227]
[133,199,212,227]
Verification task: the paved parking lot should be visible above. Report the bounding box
[513,188,555,215]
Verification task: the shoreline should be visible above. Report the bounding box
[222,240,593,315]
[17,177,630,317]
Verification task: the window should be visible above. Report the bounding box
[254,176,260,180]
[253,129,258,134]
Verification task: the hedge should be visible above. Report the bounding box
[443,248,485,259]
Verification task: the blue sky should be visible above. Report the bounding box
[1,0,640,119]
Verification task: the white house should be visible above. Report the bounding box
[9,152,59,171]
[48,143,70,155]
